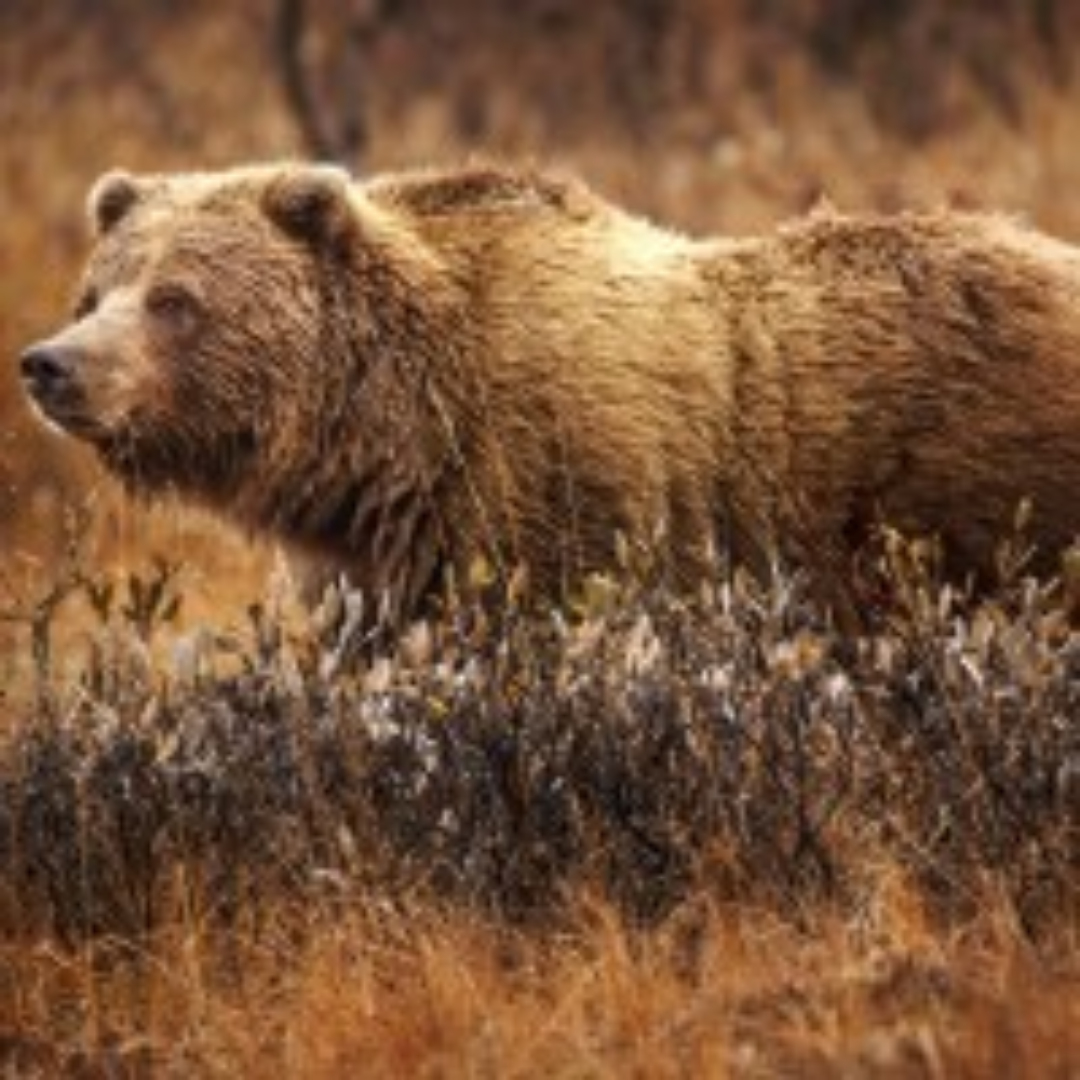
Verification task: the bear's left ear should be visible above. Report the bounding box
[262,166,357,253]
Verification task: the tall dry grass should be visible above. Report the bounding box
[4,887,1079,1077]
[0,541,1077,1075]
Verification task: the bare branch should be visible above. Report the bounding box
[274,0,368,164]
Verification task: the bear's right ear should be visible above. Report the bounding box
[262,166,356,253]
[88,170,143,235]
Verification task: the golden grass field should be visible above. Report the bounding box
[1,4,1079,1075]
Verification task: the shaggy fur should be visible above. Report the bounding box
[20,162,1080,624]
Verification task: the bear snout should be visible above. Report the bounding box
[20,342,78,396]
[18,340,97,433]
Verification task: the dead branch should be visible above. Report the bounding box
[274,0,369,164]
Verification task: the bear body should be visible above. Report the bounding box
[20,162,1080,624]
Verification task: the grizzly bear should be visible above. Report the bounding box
[19,161,1080,626]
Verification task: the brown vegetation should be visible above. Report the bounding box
[0,548,1078,1075]
[2,3,1079,1076]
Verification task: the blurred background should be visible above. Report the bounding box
[3,0,1080,623]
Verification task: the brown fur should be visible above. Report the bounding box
[20,162,1080,625]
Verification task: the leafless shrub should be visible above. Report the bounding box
[0,535,1076,945]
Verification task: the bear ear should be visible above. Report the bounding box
[88,170,143,235]
[262,166,356,253]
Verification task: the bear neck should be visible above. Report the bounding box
[244,258,478,622]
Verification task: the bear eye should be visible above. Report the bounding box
[73,288,98,320]
[146,284,201,328]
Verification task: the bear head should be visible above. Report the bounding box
[19,163,399,509]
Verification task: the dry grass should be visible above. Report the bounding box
[4,888,1079,1078]
[0,543,1077,1076]
[3,4,1080,1075]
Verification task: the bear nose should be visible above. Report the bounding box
[20,344,77,395]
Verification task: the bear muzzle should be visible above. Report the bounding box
[19,340,101,437]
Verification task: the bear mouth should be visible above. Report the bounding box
[26,391,111,442]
